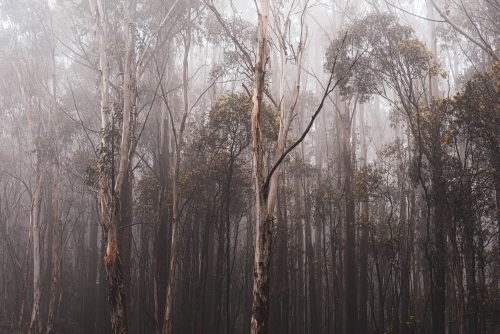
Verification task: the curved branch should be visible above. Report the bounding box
[382,0,445,23]
[204,0,254,71]
[428,0,498,61]
[263,34,357,190]
[263,71,336,191]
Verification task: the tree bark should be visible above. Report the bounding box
[397,118,410,334]
[276,182,289,334]
[431,160,446,334]
[28,154,44,334]
[118,164,133,331]
[304,192,319,334]
[90,0,137,331]
[358,103,369,334]
[249,0,272,332]
[343,107,358,334]
[154,41,172,334]
[84,202,99,334]
[164,1,192,331]
[47,152,61,334]
[46,15,61,332]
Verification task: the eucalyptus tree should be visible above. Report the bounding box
[162,0,194,330]
[183,93,260,334]
[0,49,39,330]
[157,1,231,332]
[428,0,499,64]
[86,0,188,330]
[326,12,444,334]
[0,1,67,332]
[88,0,140,332]
[430,0,500,266]
[196,2,356,333]
[207,94,253,334]
[449,71,500,332]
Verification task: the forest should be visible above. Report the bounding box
[0,0,499,333]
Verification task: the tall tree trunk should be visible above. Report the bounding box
[359,103,369,334]
[465,256,478,334]
[97,229,112,333]
[136,213,150,334]
[103,193,129,334]
[118,164,133,331]
[419,191,432,333]
[333,96,343,334]
[249,0,272,332]
[406,124,418,330]
[214,212,225,334]
[28,154,44,334]
[225,160,234,334]
[164,1,192,331]
[46,12,61,332]
[180,217,193,334]
[277,182,289,334]
[244,210,253,334]
[294,166,305,334]
[154,44,172,334]
[92,0,137,331]
[190,213,200,334]
[89,0,126,332]
[18,217,32,331]
[398,120,410,334]
[464,205,478,334]
[249,0,310,331]
[84,201,99,334]
[343,107,358,334]
[304,191,319,334]
[154,191,169,334]
[47,152,61,334]
[449,224,466,334]
[314,208,323,334]
[431,163,446,334]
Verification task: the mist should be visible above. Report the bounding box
[0,0,499,333]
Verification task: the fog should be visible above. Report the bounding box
[0,0,499,333]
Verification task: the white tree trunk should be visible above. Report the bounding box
[163,1,192,333]
[28,157,44,334]
[250,0,271,333]
[90,0,137,332]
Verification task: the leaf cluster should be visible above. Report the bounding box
[325,13,441,103]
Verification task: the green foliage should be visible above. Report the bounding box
[193,92,278,154]
[208,93,252,150]
[325,13,441,102]
[136,172,160,213]
[179,93,259,218]
[353,165,383,200]
[72,149,100,189]
[288,158,315,178]
[452,72,500,154]
[84,164,99,189]
[97,104,125,176]
[204,13,255,48]
[203,12,256,80]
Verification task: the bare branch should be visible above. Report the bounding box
[263,34,357,190]
[204,0,254,71]
[428,0,499,61]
